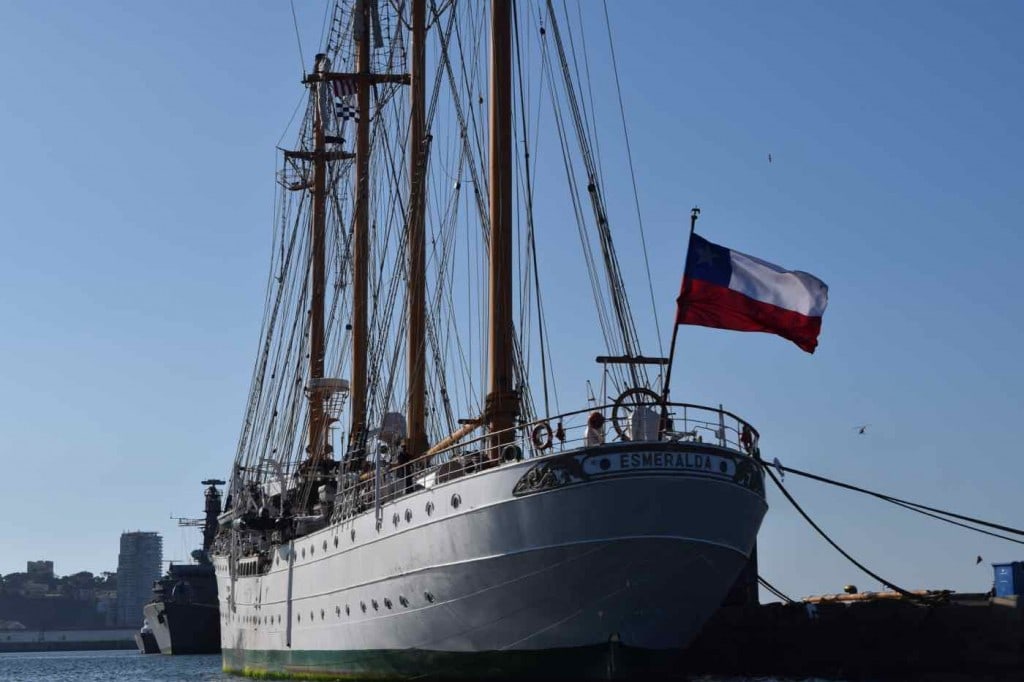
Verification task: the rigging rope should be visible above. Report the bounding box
[544,0,647,391]
[601,0,664,361]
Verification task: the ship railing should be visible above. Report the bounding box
[335,401,758,519]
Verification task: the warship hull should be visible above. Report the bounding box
[134,629,160,654]
[144,595,221,654]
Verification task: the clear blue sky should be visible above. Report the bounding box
[1,0,1022,602]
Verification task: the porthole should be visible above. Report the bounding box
[310,545,315,556]
[310,611,314,621]
[384,598,393,609]
[392,512,400,526]
[425,501,434,516]
[345,604,351,616]
[399,595,408,607]
[297,613,301,622]
[451,493,461,509]
[424,591,435,603]
[360,602,367,613]
[302,548,306,558]
[320,609,325,620]
[334,536,339,548]
[323,540,328,551]
[335,605,341,617]
[372,599,379,611]
[405,509,412,522]
[351,528,356,541]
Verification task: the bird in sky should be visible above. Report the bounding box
[854,424,869,434]
[768,153,773,164]
[976,555,984,565]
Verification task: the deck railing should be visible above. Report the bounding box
[332,400,759,521]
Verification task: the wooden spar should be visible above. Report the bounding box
[307,53,330,460]
[485,0,518,453]
[406,0,428,460]
[425,419,482,458]
[351,0,371,449]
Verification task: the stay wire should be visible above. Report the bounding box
[290,0,307,75]
[761,463,927,602]
[513,2,551,419]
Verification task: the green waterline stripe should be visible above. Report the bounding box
[221,645,682,680]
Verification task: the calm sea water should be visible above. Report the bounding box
[0,649,839,682]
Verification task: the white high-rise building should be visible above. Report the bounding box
[115,531,162,627]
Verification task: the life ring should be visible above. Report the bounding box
[531,422,553,451]
[740,424,754,452]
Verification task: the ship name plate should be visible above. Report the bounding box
[581,451,735,478]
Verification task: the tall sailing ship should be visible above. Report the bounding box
[212,0,770,677]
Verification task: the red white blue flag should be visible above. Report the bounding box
[676,233,829,353]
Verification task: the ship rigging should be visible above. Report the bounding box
[213,1,767,677]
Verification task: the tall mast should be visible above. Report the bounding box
[308,53,330,460]
[351,0,372,446]
[406,0,428,459]
[486,0,518,451]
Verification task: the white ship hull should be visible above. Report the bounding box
[214,444,765,678]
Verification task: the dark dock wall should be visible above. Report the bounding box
[681,595,1024,678]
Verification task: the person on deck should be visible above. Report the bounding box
[395,440,413,495]
[585,411,606,447]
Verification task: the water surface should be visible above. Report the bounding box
[0,649,841,681]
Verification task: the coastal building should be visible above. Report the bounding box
[115,532,161,627]
[26,561,54,580]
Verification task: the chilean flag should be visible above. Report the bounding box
[676,233,829,353]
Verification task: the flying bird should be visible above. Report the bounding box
[976,555,984,565]
[768,153,772,164]
[853,424,869,435]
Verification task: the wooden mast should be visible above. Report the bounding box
[406,0,428,459]
[351,0,371,448]
[308,53,330,460]
[485,0,518,453]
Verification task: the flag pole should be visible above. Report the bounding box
[660,207,700,425]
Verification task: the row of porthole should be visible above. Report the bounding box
[226,592,437,627]
[278,494,465,565]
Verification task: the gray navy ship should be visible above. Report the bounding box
[138,480,224,655]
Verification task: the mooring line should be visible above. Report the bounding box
[776,462,1024,538]
[761,464,927,602]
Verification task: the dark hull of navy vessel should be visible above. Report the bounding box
[134,628,160,654]
[141,479,224,655]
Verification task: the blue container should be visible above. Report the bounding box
[992,562,1024,597]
